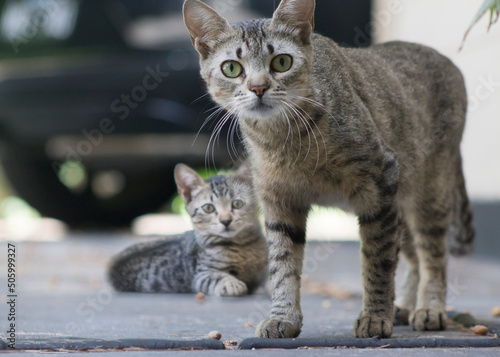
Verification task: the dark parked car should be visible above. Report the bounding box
[0,0,370,227]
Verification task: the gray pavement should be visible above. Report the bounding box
[0,236,499,355]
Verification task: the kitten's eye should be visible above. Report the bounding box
[271,54,293,73]
[232,200,244,209]
[221,61,243,78]
[202,204,216,213]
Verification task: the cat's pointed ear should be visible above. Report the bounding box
[183,0,232,59]
[174,164,206,204]
[271,0,315,43]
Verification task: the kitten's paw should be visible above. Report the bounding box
[410,309,447,331]
[393,306,410,326]
[256,318,301,338]
[215,278,248,296]
[354,314,393,338]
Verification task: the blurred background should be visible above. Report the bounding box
[0,0,498,257]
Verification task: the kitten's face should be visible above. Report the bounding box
[184,0,315,122]
[200,21,313,121]
[187,176,258,238]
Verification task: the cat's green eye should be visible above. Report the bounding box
[202,204,216,213]
[271,54,293,73]
[222,61,243,78]
[232,200,244,209]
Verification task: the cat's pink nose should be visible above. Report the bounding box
[250,85,269,98]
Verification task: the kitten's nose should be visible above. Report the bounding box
[250,84,269,98]
[220,218,233,227]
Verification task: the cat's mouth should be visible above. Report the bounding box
[244,99,276,118]
[252,99,273,111]
[220,224,244,237]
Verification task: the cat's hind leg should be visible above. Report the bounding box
[407,175,454,331]
[394,220,419,326]
[448,158,475,256]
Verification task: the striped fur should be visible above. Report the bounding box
[108,164,267,296]
[184,0,475,338]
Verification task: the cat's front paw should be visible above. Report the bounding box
[354,314,393,338]
[410,309,447,331]
[256,318,301,338]
[215,277,248,296]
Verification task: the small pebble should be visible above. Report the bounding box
[473,325,488,336]
[223,340,238,346]
[491,306,500,317]
[243,322,253,327]
[208,331,221,340]
[195,292,205,302]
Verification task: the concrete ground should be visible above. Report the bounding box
[0,235,499,355]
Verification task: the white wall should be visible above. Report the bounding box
[373,0,500,201]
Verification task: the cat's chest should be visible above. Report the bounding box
[256,162,349,207]
[201,246,251,270]
[203,243,264,280]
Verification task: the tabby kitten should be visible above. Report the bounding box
[109,164,267,296]
[183,0,475,339]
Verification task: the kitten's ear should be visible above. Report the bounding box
[174,164,206,204]
[271,0,315,43]
[183,0,232,59]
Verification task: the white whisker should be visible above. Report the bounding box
[208,107,237,167]
[203,96,257,168]
[195,98,240,145]
[288,101,324,173]
[283,101,313,165]
[289,96,329,166]
[281,100,306,166]
[227,109,242,163]
[191,92,211,105]
[289,94,340,127]
[276,102,294,154]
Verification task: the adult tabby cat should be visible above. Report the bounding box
[109,164,267,296]
[183,0,475,338]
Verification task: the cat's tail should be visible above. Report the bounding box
[107,245,144,292]
[448,161,475,256]
[108,240,164,292]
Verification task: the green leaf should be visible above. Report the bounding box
[470,0,496,29]
[487,0,500,30]
[461,0,499,50]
